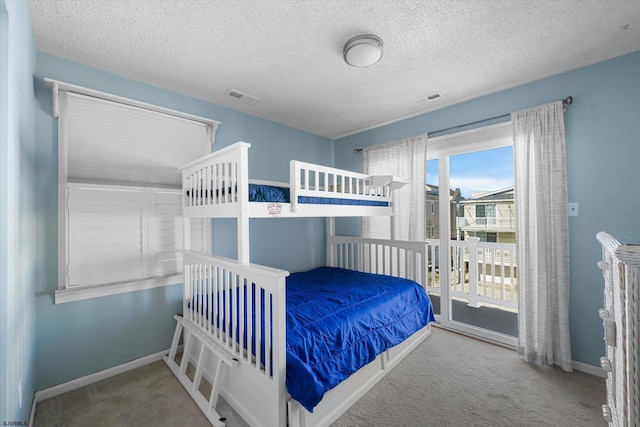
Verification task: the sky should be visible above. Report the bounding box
[426,146,513,199]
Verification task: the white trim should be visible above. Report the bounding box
[55,274,182,304]
[30,346,181,426]
[29,392,37,427]
[434,320,518,348]
[432,324,605,378]
[572,359,606,378]
[427,121,512,159]
[34,347,181,400]
[66,182,182,193]
[57,91,68,291]
[44,77,220,128]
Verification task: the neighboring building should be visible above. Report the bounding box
[425,184,462,240]
[458,187,515,243]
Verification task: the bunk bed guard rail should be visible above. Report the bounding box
[289,161,399,213]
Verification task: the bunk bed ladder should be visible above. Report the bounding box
[164,315,238,427]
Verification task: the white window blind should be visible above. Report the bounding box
[67,186,206,288]
[61,91,210,188]
[68,187,145,287]
[48,79,218,303]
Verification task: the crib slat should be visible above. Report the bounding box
[205,265,210,335]
[256,284,263,372]
[206,165,212,206]
[239,276,246,360]
[232,162,238,203]
[230,272,235,352]
[216,267,222,340]
[224,270,230,346]
[265,289,272,377]
[247,282,254,364]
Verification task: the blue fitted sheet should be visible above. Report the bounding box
[286,267,435,412]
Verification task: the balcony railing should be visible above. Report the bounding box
[457,217,515,229]
[425,238,517,311]
[328,236,517,312]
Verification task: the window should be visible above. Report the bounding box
[48,79,219,303]
[475,204,496,225]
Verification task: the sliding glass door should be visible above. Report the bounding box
[426,122,518,347]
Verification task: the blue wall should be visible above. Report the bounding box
[335,51,640,367]
[10,2,640,403]
[0,0,36,422]
[33,53,332,390]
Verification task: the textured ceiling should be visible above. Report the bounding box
[28,0,640,139]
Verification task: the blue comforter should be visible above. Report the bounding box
[285,267,435,412]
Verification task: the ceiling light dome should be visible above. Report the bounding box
[343,34,384,68]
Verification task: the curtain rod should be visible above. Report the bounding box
[353,96,573,154]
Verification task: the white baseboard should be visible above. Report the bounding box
[572,359,606,378]
[29,347,180,426]
[28,392,37,427]
[434,324,605,378]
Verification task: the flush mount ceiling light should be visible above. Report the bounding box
[343,34,384,68]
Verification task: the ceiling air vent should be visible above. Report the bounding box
[225,89,259,105]
[414,92,445,104]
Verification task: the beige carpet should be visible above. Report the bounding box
[34,327,606,426]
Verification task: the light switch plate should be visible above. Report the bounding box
[568,202,579,217]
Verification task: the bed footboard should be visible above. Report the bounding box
[165,250,289,427]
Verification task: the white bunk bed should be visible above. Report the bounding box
[164,142,434,427]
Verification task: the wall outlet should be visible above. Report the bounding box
[568,202,579,217]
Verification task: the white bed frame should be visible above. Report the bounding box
[164,142,432,426]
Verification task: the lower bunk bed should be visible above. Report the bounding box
[164,237,435,427]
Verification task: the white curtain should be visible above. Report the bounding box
[512,101,572,371]
[362,134,427,241]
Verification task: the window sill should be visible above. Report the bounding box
[55,274,182,304]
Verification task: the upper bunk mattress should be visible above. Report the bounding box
[285,267,435,412]
[250,183,388,206]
